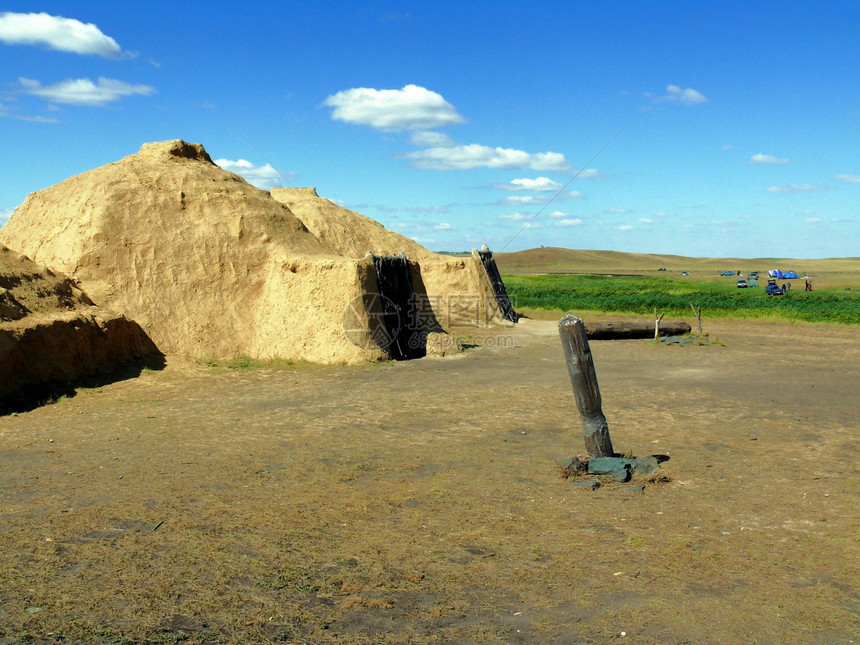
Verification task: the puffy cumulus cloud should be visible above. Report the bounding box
[766,184,824,194]
[0,12,124,58]
[532,152,570,170]
[323,84,465,132]
[661,84,707,105]
[409,130,455,147]
[638,218,652,224]
[215,158,285,190]
[504,195,541,205]
[750,153,789,164]
[835,174,860,183]
[433,222,455,230]
[617,224,634,231]
[498,177,563,192]
[406,144,569,171]
[568,190,585,199]
[548,211,567,218]
[554,218,582,227]
[498,213,530,221]
[18,76,154,106]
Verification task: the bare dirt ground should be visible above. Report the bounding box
[1,316,858,644]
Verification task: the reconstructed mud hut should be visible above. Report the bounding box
[0,140,515,370]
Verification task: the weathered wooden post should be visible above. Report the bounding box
[654,307,665,340]
[558,314,615,457]
[689,303,703,334]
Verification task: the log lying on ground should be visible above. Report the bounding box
[585,321,691,340]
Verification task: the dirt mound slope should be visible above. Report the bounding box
[0,141,389,364]
[0,245,159,406]
[271,187,438,264]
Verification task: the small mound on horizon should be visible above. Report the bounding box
[495,246,860,275]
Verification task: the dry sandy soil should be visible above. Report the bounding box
[1,315,858,644]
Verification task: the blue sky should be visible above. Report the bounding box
[1,2,858,258]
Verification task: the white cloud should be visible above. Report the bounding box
[18,76,154,106]
[805,217,821,223]
[409,130,455,147]
[617,224,634,231]
[574,168,604,179]
[568,190,585,199]
[835,174,860,183]
[323,84,465,132]
[0,207,13,225]
[766,184,824,194]
[0,12,124,58]
[548,211,567,218]
[406,144,569,171]
[0,107,59,122]
[603,208,629,214]
[433,222,454,230]
[653,211,675,217]
[506,177,563,192]
[638,218,652,224]
[659,84,707,105]
[750,153,789,164]
[498,213,530,221]
[554,218,582,227]
[215,158,285,189]
[504,195,540,205]
[531,152,570,170]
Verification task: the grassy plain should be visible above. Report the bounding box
[496,248,860,325]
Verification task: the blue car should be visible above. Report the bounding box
[765,283,784,295]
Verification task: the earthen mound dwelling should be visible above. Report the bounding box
[0,245,159,405]
[0,140,512,365]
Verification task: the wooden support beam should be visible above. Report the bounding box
[558,314,615,457]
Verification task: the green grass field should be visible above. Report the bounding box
[502,274,860,325]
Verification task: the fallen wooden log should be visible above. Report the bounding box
[584,321,691,340]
